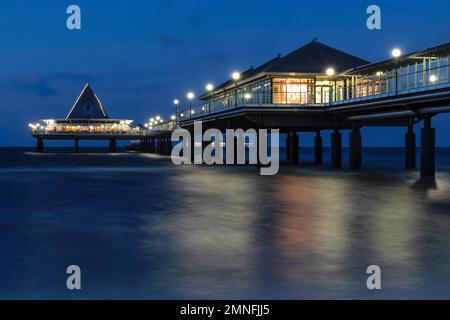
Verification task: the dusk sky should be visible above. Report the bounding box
[1,0,449,146]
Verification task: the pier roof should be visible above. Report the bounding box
[202,39,369,97]
[66,84,109,120]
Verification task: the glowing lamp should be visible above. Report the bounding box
[326,68,335,76]
[391,48,402,58]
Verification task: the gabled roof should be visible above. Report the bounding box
[204,39,369,97]
[66,84,109,119]
[265,40,369,73]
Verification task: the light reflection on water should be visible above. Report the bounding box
[1,148,450,299]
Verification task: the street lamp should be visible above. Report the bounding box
[326,68,335,76]
[206,83,214,113]
[232,71,241,107]
[392,48,402,94]
[187,92,195,117]
[391,48,402,58]
[173,99,179,123]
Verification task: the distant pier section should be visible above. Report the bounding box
[29,84,149,152]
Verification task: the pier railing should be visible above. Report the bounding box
[177,63,450,121]
[147,120,176,133]
[333,62,450,105]
[30,127,146,136]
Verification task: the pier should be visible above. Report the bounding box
[30,84,147,152]
[29,40,450,179]
[170,40,450,179]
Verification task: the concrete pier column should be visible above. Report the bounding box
[36,138,44,152]
[142,139,148,153]
[166,135,173,156]
[331,127,342,169]
[150,137,155,153]
[164,136,171,156]
[156,136,162,154]
[109,139,117,153]
[256,129,264,167]
[420,116,435,178]
[288,131,299,165]
[314,131,322,164]
[160,136,167,155]
[285,132,290,163]
[189,127,195,163]
[349,124,362,170]
[405,123,416,170]
[74,138,79,153]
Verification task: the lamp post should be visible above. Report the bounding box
[392,48,401,94]
[326,68,335,103]
[173,99,179,123]
[206,83,214,113]
[232,71,241,107]
[187,92,195,117]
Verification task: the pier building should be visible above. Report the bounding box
[29,84,146,152]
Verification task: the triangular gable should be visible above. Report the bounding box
[66,84,109,119]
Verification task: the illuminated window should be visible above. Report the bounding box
[272,78,314,104]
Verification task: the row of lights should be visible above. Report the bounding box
[28,123,44,130]
[144,114,178,129]
[174,71,243,116]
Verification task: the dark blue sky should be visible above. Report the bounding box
[1,0,449,146]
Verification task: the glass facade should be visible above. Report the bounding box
[335,54,450,102]
[202,78,272,113]
[200,76,340,113]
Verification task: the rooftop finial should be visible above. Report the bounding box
[312,37,318,42]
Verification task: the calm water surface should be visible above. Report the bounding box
[1,147,450,299]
